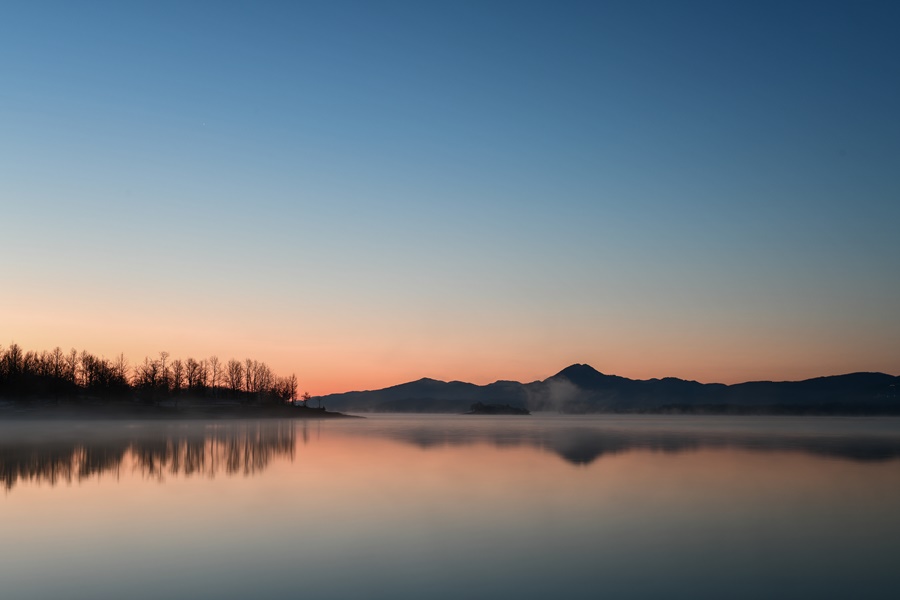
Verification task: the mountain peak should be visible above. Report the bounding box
[552,364,624,390]
[555,364,603,378]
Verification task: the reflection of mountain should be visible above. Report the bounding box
[0,421,296,491]
[5,418,900,490]
[316,364,900,414]
[347,420,900,465]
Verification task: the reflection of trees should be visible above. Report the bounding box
[0,442,129,490]
[0,421,296,491]
[133,423,296,480]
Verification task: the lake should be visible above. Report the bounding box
[2,414,900,599]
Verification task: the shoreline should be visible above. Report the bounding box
[0,402,359,420]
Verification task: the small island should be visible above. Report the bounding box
[465,402,530,415]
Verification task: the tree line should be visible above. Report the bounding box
[0,342,306,405]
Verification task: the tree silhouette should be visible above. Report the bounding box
[226,359,243,397]
[208,355,221,397]
[159,351,170,393]
[1,342,308,408]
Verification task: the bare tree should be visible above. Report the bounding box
[171,359,184,394]
[159,351,170,392]
[288,373,298,403]
[270,374,295,403]
[37,350,52,377]
[185,357,200,391]
[79,350,95,388]
[113,353,129,383]
[197,359,208,389]
[4,343,23,378]
[226,359,243,396]
[255,362,272,397]
[21,350,39,377]
[49,346,65,381]
[134,356,160,389]
[244,358,255,394]
[65,349,78,384]
[208,355,221,396]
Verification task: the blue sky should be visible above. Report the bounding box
[2,1,898,391]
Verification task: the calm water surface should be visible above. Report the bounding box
[2,415,900,599]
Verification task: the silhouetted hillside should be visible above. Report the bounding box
[314,364,900,414]
[0,342,304,409]
[318,378,485,413]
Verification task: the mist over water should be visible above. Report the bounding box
[2,415,900,599]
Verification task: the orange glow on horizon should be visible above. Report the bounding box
[2,293,897,395]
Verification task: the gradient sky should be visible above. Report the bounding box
[2,1,898,394]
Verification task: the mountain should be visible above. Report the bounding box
[313,377,527,413]
[314,364,900,414]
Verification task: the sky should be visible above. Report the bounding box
[2,0,899,394]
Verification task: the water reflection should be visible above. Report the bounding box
[3,416,900,491]
[0,420,295,491]
[2,416,900,599]
[341,415,900,465]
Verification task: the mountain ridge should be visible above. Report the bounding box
[314,364,900,414]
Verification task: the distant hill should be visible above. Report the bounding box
[314,364,900,414]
